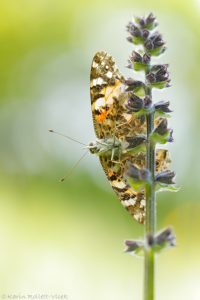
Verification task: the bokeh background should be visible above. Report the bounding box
[0,0,200,299]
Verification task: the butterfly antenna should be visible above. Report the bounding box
[49,129,87,146]
[59,150,88,182]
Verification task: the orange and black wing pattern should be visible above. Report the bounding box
[90,52,146,223]
[90,52,170,224]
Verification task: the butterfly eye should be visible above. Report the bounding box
[88,142,98,154]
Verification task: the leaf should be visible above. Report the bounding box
[133,62,148,72]
[127,143,146,154]
[154,110,171,119]
[156,182,180,193]
[134,86,146,97]
[150,131,171,144]
[152,227,176,253]
[147,46,166,57]
[150,81,169,89]
[128,178,145,191]
[132,36,144,45]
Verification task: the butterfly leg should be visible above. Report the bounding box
[111,148,116,161]
[111,148,123,164]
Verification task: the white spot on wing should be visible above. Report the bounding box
[140,199,145,207]
[112,180,126,189]
[95,97,105,109]
[92,61,98,68]
[134,214,140,221]
[91,77,105,87]
[106,71,113,78]
[96,77,104,85]
[121,198,136,207]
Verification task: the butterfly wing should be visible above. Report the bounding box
[90,51,124,139]
[90,52,171,224]
[90,52,146,223]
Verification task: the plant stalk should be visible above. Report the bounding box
[144,87,156,300]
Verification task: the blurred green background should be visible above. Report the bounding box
[0,0,200,299]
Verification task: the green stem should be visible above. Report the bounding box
[144,87,156,300]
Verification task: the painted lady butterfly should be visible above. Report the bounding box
[89,51,170,224]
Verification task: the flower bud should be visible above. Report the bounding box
[126,165,140,180]
[127,22,141,37]
[154,118,168,135]
[146,228,176,253]
[154,100,172,113]
[145,13,158,29]
[125,78,144,92]
[135,13,158,30]
[127,22,150,45]
[127,165,151,182]
[126,136,146,149]
[128,51,151,71]
[155,170,175,184]
[142,29,150,39]
[144,95,152,108]
[130,51,143,63]
[124,240,144,253]
[146,64,170,88]
[155,228,176,248]
[168,129,174,142]
[126,94,144,112]
[143,53,151,64]
[152,119,173,144]
[144,32,166,56]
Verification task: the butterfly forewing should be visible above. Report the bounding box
[90,52,124,138]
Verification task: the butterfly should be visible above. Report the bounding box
[89,51,170,224]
